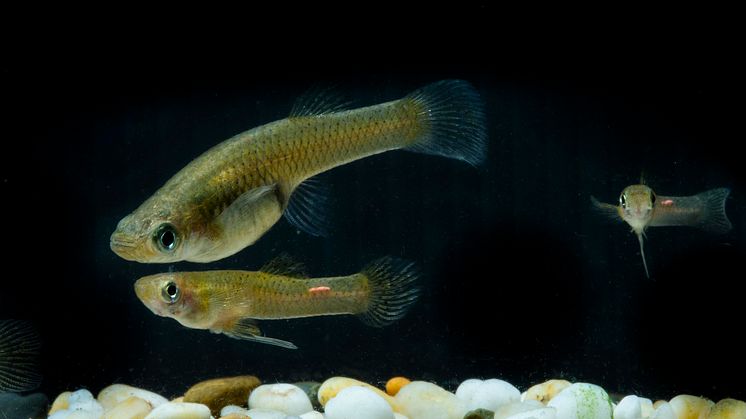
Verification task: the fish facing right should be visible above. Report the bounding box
[592,185,731,277]
[133,256,419,349]
[111,80,487,264]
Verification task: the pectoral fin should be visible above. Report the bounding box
[591,196,623,222]
[218,185,278,226]
[283,177,332,237]
[222,318,297,349]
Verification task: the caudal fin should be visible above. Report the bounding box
[358,257,420,327]
[0,320,42,392]
[404,80,488,166]
[694,188,732,233]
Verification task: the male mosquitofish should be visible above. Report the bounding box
[111,80,487,263]
[0,320,42,392]
[134,257,419,349]
[592,184,731,277]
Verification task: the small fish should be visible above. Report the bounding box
[111,80,487,263]
[134,257,419,349]
[0,320,42,393]
[592,184,731,277]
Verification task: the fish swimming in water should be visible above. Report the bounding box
[111,80,487,263]
[0,320,41,392]
[592,184,731,277]
[134,256,419,349]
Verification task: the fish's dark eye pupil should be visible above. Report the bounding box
[167,283,177,297]
[160,230,175,248]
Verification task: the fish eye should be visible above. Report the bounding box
[154,223,179,252]
[651,193,657,205]
[161,281,180,304]
[619,193,627,208]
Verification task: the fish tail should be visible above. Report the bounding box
[357,257,420,327]
[694,188,732,233]
[0,320,42,392]
[403,80,488,166]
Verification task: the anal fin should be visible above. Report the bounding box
[222,318,297,349]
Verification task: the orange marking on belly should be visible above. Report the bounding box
[308,286,331,294]
[661,199,674,206]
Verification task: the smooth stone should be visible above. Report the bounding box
[668,395,714,419]
[184,375,261,416]
[102,396,152,419]
[220,414,250,419]
[299,412,325,419]
[220,404,249,416]
[464,408,495,419]
[325,386,395,419]
[294,381,323,410]
[614,395,642,419]
[522,380,572,405]
[395,381,468,419]
[144,402,211,419]
[456,379,521,412]
[493,401,547,419]
[504,408,556,419]
[707,398,746,419]
[245,408,288,419]
[49,411,104,419]
[99,384,169,411]
[547,383,612,419]
[386,377,412,396]
[318,377,400,411]
[393,414,410,419]
[0,392,48,419]
[171,397,184,403]
[651,402,675,419]
[249,383,313,415]
[50,391,74,415]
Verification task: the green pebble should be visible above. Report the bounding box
[463,408,495,419]
[294,381,322,409]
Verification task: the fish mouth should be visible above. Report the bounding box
[110,232,140,261]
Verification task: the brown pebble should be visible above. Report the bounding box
[183,375,261,416]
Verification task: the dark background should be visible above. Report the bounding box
[1,50,744,404]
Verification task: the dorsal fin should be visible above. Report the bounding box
[260,254,308,278]
[289,86,351,117]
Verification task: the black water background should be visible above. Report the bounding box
[2,61,744,403]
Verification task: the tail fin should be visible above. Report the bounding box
[404,80,488,166]
[694,188,732,233]
[0,320,42,392]
[358,257,420,327]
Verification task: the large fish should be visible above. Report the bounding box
[0,320,41,392]
[134,257,419,349]
[592,184,731,277]
[111,80,487,263]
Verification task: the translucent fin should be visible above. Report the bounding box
[357,257,420,327]
[0,320,42,392]
[223,319,297,349]
[260,253,308,278]
[289,86,352,117]
[637,233,650,278]
[650,188,732,233]
[218,184,278,225]
[404,80,488,166]
[590,196,623,222]
[283,177,331,237]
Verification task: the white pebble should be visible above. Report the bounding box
[393,414,410,419]
[504,407,556,419]
[547,383,612,419]
[49,389,105,419]
[245,408,287,419]
[99,384,168,411]
[494,400,549,419]
[456,379,521,411]
[103,396,153,419]
[249,383,313,415]
[325,386,394,419]
[299,412,325,419]
[651,402,675,419]
[144,402,211,419]
[614,395,642,419]
[220,405,249,416]
[395,381,467,419]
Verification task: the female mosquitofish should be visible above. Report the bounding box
[0,319,41,392]
[133,257,419,349]
[592,185,731,277]
[111,80,486,263]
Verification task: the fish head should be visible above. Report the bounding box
[134,272,211,329]
[111,201,190,263]
[619,184,656,233]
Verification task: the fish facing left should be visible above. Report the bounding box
[133,256,420,349]
[0,320,42,393]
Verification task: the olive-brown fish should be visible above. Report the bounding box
[592,184,731,277]
[134,257,419,349]
[111,80,486,263]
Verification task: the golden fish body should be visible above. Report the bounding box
[134,257,419,349]
[111,80,486,263]
[592,184,731,277]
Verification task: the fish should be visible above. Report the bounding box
[592,184,731,277]
[133,256,420,349]
[0,320,42,393]
[111,80,487,263]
